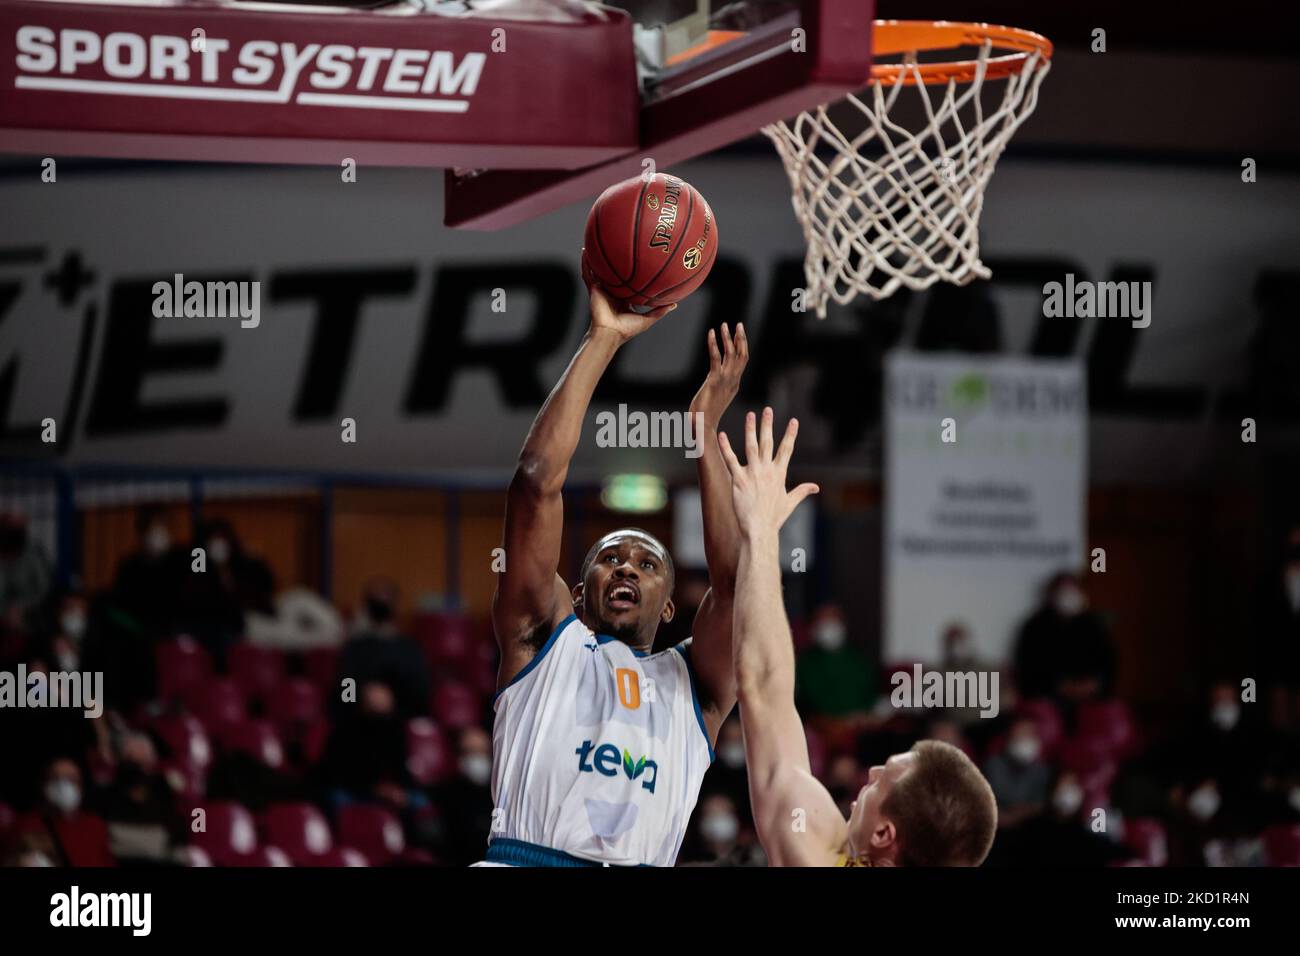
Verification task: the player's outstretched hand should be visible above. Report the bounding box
[690,322,748,428]
[586,272,676,344]
[718,407,819,536]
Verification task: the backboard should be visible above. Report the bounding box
[0,0,873,227]
[444,0,876,228]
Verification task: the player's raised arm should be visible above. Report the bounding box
[492,285,675,687]
[683,324,748,740]
[718,409,842,865]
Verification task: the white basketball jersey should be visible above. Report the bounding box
[489,615,714,866]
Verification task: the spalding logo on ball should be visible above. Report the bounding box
[582,173,718,312]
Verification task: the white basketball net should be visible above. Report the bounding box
[764,41,1050,317]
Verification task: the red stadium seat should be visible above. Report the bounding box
[187,677,248,734]
[301,717,332,767]
[150,712,214,771]
[229,643,286,704]
[188,800,261,866]
[260,803,335,865]
[219,719,286,770]
[1016,698,1065,759]
[414,613,476,666]
[1077,699,1139,760]
[1121,817,1169,867]
[161,757,208,802]
[1262,824,1300,866]
[261,846,293,867]
[405,718,451,786]
[303,646,342,693]
[432,682,482,731]
[312,847,369,867]
[156,636,212,701]
[176,845,213,867]
[269,677,325,731]
[337,804,405,865]
[1058,736,1118,809]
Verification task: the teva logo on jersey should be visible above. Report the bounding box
[647,177,683,251]
[575,740,659,794]
[13,26,486,112]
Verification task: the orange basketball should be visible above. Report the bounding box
[582,172,718,311]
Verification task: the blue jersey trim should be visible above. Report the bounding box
[595,633,648,658]
[494,613,577,704]
[484,837,653,867]
[674,642,715,763]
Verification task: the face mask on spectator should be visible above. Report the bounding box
[60,609,87,640]
[1007,736,1041,765]
[207,538,231,565]
[1053,782,1084,817]
[700,812,739,844]
[56,650,79,672]
[45,779,81,814]
[1187,785,1220,822]
[1052,587,1085,616]
[1288,786,1300,815]
[719,742,746,769]
[813,620,846,651]
[366,597,394,625]
[146,526,170,556]
[948,637,973,661]
[1210,702,1240,731]
[459,753,491,786]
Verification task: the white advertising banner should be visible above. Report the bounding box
[884,353,1087,665]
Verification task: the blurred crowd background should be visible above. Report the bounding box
[3,498,1299,868]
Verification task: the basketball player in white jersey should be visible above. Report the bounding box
[483,283,748,866]
[719,408,998,867]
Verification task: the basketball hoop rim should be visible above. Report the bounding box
[870,20,1054,87]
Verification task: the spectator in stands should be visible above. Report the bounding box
[1171,681,1272,834]
[925,716,975,759]
[940,621,981,671]
[700,716,751,825]
[321,681,421,813]
[11,757,114,867]
[993,770,1130,867]
[0,655,99,811]
[824,753,864,820]
[335,577,431,720]
[1166,777,1230,866]
[177,518,275,660]
[983,716,1050,830]
[795,604,877,720]
[0,510,52,634]
[110,505,183,639]
[1012,571,1116,713]
[100,732,178,866]
[431,726,494,866]
[42,588,89,674]
[680,793,757,866]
